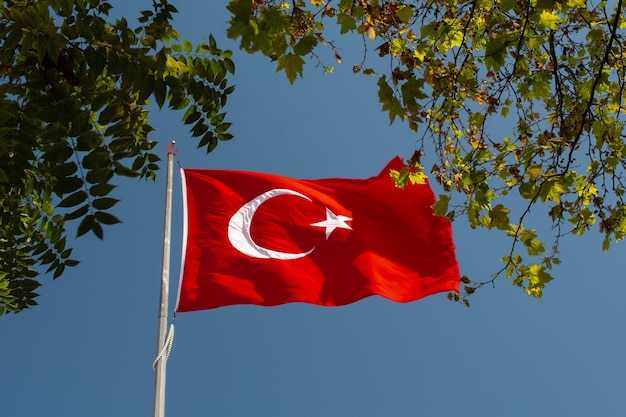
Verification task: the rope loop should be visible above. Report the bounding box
[152,323,175,370]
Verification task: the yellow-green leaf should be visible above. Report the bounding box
[538,10,562,30]
[408,171,427,185]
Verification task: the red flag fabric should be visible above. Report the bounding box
[176,157,460,312]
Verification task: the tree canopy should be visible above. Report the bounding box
[224,0,626,302]
[0,0,234,314]
[3,0,625,313]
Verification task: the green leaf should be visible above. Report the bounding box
[489,204,511,230]
[53,263,66,279]
[396,6,414,23]
[50,162,78,178]
[64,204,90,221]
[401,78,428,110]
[77,131,101,151]
[218,133,234,141]
[182,106,202,125]
[92,221,104,239]
[191,120,209,137]
[223,57,235,74]
[377,76,404,124]
[500,0,516,11]
[77,215,95,237]
[485,37,507,72]
[293,35,317,56]
[82,149,111,170]
[94,211,121,225]
[114,162,140,178]
[92,198,119,210]
[337,12,357,34]
[54,237,67,253]
[89,183,116,197]
[520,229,546,256]
[215,122,232,134]
[98,100,125,125]
[432,194,451,216]
[58,191,88,208]
[154,76,167,108]
[198,131,215,149]
[519,182,538,200]
[54,177,84,195]
[276,53,305,84]
[91,92,111,112]
[64,259,80,267]
[86,167,114,184]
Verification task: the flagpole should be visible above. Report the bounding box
[153,141,177,417]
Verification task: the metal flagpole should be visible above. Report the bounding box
[153,141,177,417]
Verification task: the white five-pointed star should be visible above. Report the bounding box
[310,207,352,239]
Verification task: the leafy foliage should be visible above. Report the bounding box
[226,0,626,300]
[0,0,235,315]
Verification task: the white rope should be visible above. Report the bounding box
[152,323,175,370]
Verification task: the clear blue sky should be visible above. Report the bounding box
[3,2,626,416]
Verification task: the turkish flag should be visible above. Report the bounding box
[176,157,460,312]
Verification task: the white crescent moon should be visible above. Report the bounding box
[228,188,315,260]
